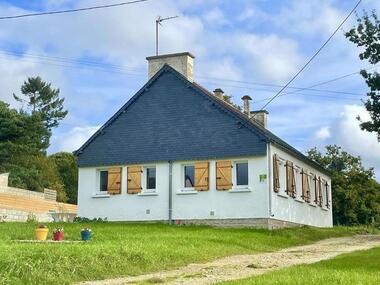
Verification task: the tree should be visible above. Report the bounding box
[49,152,78,204]
[345,11,380,137]
[307,145,380,225]
[0,101,67,202]
[13,76,68,143]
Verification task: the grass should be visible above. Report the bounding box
[0,222,371,285]
[222,247,380,285]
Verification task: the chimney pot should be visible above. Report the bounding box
[146,52,195,81]
[241,95,252,116]
[213,88,224,100]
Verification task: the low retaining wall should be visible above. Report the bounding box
[0,173,77,222]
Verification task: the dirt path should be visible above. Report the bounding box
[78,235,380,285]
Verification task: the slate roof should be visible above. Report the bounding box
[75,64,329,175]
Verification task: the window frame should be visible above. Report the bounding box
[98,169,109,193]
[182,164,195,191]
[142,166,157,193]
[233,160,249,189]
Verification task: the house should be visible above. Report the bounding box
[0,173,77,222]
[75,52,332,228]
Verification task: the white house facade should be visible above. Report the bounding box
[76,52,333,228]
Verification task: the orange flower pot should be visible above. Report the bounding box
[35,228,49,241]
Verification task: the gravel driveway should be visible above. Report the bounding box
[77,235,380,285]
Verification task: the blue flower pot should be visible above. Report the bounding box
[81,231,91,241]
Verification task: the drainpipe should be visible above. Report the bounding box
[168,160,173,224]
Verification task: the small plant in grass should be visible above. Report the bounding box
[81,228,92,241]
[53,227,64,241]
[35,224,49,241]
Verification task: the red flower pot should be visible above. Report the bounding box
[53,231,64,241]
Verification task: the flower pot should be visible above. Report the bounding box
[35,228,49,241]
[81,231,91,241]
[53,231,64,241]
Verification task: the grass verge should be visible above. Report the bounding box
[0,222,371,284]
[221,246,380,285]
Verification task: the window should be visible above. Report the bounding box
[236,162,248,186]
[100,170,108,192]
[146,167,156,190]
[98,168,122,195]
[184,165,195,188]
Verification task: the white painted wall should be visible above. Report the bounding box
[78,162,170,221]
[77,155,269,221]
[269,144,333,227]
[78,148,332,227]
[172,157,269,220]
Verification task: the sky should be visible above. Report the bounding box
[0,0,380,176]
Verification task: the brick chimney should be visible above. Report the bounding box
[146,52,195,81]
[250,110,268,128]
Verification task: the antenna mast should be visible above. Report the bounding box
[155,15,179,56]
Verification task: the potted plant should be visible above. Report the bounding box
[35,224,49,241]
[81,228,92,241]
[53,227,64,241]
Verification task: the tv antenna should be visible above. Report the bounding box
[155,15,179,55]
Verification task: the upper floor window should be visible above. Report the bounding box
[184,165,195,188]
[235,162,248,186]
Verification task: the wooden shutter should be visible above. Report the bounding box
[216,160,232,191]
[286,161,296,198]
[325,181,330,209]
[273,154,280,193]
[318,177,323,207]
[194,162,209,191]
[127,166,142,194]
[314,175,319,204]
[107,167,122,195]
[301,169,310,202]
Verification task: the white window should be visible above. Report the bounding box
[96,167,122,195]
[99,170,108,192]
[142,166,156,192]
[183,164,195,190]
[233,161,249,188]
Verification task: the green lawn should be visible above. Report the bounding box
[0,222,371,284]
[222,247,380,285]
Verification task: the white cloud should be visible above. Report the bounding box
[315,126,331,140]
[271,0,346,37]
[203,7,228,26]
[56,125,99,152]
[314,104,380,177]
[234,33,303,83]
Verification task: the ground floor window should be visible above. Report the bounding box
[99,170,108,192]
[235,162,248,186]
[184,165,195,188]
[146,167,156,190]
